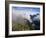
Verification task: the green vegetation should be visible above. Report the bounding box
[12,22,35,31]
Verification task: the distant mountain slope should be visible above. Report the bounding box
[30,13,40,30]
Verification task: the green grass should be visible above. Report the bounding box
[12,22,35,31]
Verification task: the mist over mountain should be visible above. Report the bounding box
[12,7,40,31]
[12,12,40,30]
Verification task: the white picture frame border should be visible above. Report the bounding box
[9,3,43,35]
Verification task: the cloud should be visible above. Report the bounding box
[12,7,40,22]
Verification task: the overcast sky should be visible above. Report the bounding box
[12,7,40,21]
[12,7,40,15]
